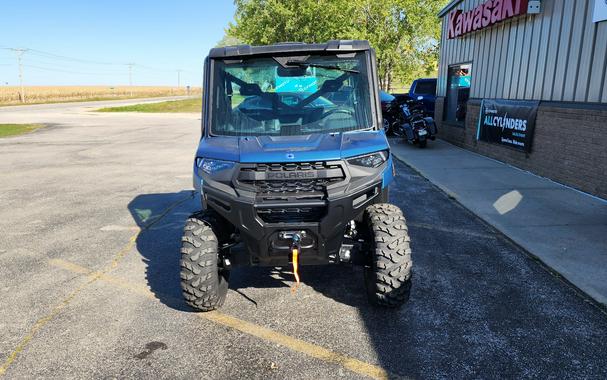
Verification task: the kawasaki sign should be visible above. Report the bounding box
[448,0,529,39]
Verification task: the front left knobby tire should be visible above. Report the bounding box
[363,203,412,307]
[180,212,229,311]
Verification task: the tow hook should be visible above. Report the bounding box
[291,233,302,292]
[345,220,357,239]
[280,231,304,292]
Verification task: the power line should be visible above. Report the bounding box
[134,64,196,74]
[22,64,176,80]
[23,64,127,76]
[16,57,128,73]
[2,54,173,76]
[1,46,201,87]
[26,48,124,66]
[24,48,197,74]
[136,64,174,73]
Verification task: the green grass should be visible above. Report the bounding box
[0,95,181,108]
[94,94,248,113]
[96,98,202,113]
[0,124,45,138]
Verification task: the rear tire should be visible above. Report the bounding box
[392,124,405,137]
[363,204,412,307]
[383,119,390,135]
[418,139,427,148]
[180,212,229,311]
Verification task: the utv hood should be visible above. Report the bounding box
[196,130,389,163]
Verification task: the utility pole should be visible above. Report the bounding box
[177,69,182,89]
[127,63,134,96]
[11,48,28,103]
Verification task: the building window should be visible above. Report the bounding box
[445,63,471,124]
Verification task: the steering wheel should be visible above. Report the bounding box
[321,107,354,119]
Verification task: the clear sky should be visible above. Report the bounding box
[0,1,236,87]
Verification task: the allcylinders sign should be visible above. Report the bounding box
[476,99,539,153]
[448,0,529,39]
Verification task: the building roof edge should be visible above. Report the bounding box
[438,0,464,18]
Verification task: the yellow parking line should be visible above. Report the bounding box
[49,258,153,297]
[0,232,139,377]
[45,258,395,380]
[0,193,195,377]
[203,312,391,380]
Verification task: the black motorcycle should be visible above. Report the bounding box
[383,95,437,148]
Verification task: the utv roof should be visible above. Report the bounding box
[208,40,371,59]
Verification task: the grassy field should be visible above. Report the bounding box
[0,86,202,106]
[0,124,45,138]
[95,94,250,113]
[96,98,202,113]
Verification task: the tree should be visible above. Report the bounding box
[228,0,357,45]
[227,0,446,90]
[216,34,244,47]
[352,0,443,90]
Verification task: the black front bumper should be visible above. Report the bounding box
[200,159,388,266]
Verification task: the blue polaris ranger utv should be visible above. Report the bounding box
[181,40,412,311]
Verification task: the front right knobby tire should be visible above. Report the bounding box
[363,203,412,307]
[180,212,229,311]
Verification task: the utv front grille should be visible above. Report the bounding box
[253,178,342,195]
[256,206,326,223]
[249,162,333,172]
[238,161,345,200]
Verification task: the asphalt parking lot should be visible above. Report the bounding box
[1,100,607,379]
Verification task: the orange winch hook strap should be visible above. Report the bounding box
[291,248,300,293]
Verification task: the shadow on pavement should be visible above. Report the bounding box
[127,189,377,311]
[127,189,421,376]
[128,162,607,378]
[128,190,197,312]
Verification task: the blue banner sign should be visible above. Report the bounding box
[477,99,539,153]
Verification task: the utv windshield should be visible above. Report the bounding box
[210,52,374,136]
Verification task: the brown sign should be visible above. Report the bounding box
[448,0,528,39]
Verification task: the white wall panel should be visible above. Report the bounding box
[436,0,607,104]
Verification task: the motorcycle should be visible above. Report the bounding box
[383,95,437,148]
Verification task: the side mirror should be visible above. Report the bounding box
[277,66,308,77]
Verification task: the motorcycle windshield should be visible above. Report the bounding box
[209,52,374,136]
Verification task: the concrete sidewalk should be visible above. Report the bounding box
[390,138,607,305]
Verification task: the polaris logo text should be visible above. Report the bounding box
[266,171,316,180]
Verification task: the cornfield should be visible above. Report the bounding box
[0,86,202,106]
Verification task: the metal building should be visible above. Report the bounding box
[435,0,607,199]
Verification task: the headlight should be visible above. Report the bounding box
[347,151,388,168]
[196,158,235,174]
